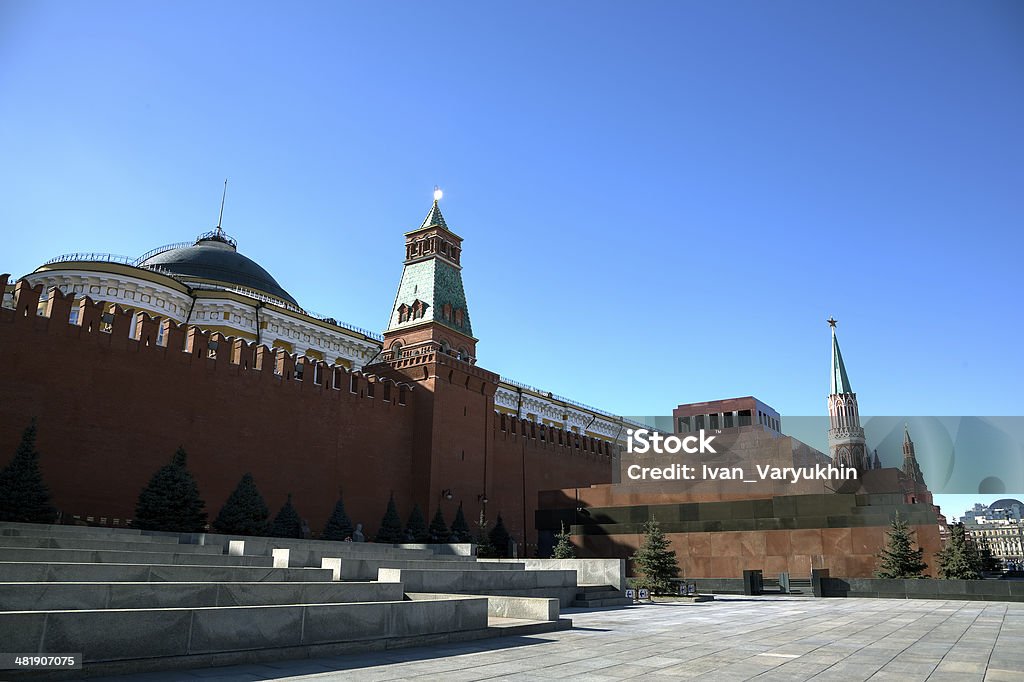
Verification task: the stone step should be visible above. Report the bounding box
[0,527,184,545]
[278,548,477,570]
[0,580,404,611]
[577,585,622,598]
[334,558,523,580]
[377,567,579,606]
[570,598,633,607]
[0,521,148,535]
[0,547,273,567]
[0,524,470,560]
[487,616,570,633]
[0,535,225,554]
[0,600,567,681]
[577,584,619,594]
[0,562,334,583]
[189,534,448,559]
[2,596,490,679]
[572,584,628,607]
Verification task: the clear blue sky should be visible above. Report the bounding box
[2,1,1021,431]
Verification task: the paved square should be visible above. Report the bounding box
[91,596,1024,681]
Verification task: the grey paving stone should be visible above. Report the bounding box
[80,596,1024,681]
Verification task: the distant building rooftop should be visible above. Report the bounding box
[672,396,781,435]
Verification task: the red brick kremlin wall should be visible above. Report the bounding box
[0,278,614,548]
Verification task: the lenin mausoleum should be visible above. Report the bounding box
[0,194,942,577]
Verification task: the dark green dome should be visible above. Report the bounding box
[989,499,1024,514]
[140,232,297,306]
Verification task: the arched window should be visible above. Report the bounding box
[391,341,403,360]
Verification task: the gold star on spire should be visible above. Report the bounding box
[827,316,838,329]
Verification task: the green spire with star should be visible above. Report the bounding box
[828,317,853,394]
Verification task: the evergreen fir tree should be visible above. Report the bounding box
[475,517,497,558]
[375,494,404,543]
[404,503,430,543]
[937,522,981,580]
[0,419,57,523]
[488,513,511,558]
[875,511,928,578]
[270,493,303,538]
[321,493,354,541]
[133,447,207,532]
[631,517,680,596]
[429,506,449,543]
[450,502,472,542]
[552,522,576,559]
[977,535,1002,573]
[212,473,270,536]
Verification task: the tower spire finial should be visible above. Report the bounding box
[433,185,443,205]
[216,178,228,235]
[827,318,866,470]
[829,319,853,394]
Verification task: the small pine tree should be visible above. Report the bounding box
[321,493,354,541]
[475,518,497,558]
[212,473,270,536]
[0,419,57,523]
[450,502,472,542]
[552,522,576,559]
[134,447,207,532]
[375,494,404,543]
[404,503,430,543]
[631,517,679,596]
[937,522,981,580]
[429,506,449,543]
[977,535,1002,573]
[875,511,928,579]
[488,513,512,558]
[270,493,303,538]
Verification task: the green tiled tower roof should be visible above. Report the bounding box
[419,201,448,230]
[386,258,473,336]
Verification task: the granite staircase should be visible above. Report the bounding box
[0,522,567,680]
[571,584,632,607]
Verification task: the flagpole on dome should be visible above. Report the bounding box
[216,178,228,238]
